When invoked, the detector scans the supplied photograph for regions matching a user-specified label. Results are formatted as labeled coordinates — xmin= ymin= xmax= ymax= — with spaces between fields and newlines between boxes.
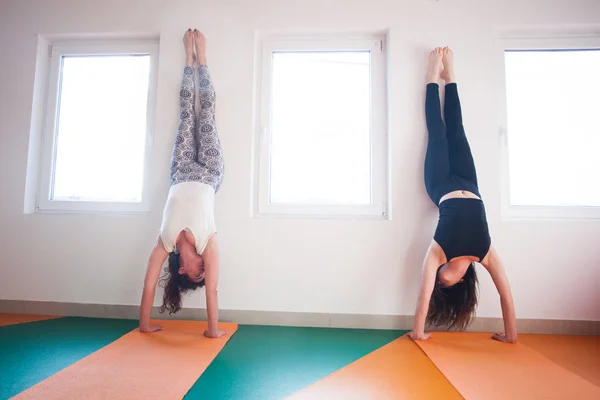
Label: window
xmin=255 ymin=34 xmax=389 ymax=218
xmin=498 ymin=37 xmax=600 ymax=219
xmin=36 ymin=40 xmax=158 ymax=212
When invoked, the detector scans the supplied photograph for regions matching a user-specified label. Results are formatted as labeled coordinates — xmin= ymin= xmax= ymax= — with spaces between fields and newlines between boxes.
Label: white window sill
xmin=502 ymin=205 xmax=600 ymax=221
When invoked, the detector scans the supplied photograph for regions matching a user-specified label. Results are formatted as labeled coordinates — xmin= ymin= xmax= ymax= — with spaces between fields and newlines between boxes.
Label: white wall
xmin=1 ymin=0 xmax=599 ymax=321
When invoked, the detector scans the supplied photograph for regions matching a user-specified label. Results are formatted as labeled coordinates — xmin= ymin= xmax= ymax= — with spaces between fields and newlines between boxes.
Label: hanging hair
xmin=158 ymin=252 xmax=205 ymax=315
xmin=426 ymin=263 xmax=479 ymax=330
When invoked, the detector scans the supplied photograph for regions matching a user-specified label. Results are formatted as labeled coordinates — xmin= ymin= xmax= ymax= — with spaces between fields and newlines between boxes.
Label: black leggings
xmin=424 ymin=83 xmax=480 ymax=205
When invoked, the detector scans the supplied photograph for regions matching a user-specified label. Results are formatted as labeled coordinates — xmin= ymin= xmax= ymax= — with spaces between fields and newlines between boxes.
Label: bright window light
xmin=505 ymin=49 xmax=600 ymax=207
xmin=270 ymin=51 xmax=371 ymax=205
xmin=52 ymin=55 xmax=151 ymax=202
xmin=256 ymin=35 xmax=387 ymax=218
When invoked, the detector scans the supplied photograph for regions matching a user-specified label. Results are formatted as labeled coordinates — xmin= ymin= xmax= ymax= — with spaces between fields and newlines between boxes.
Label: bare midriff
xmin=439 ymin=190 xmax=481 ymax=205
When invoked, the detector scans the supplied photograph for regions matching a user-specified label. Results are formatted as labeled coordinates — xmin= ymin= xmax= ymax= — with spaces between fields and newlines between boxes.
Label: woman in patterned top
xmin=139 ymin=30 xmax=227 ymax=338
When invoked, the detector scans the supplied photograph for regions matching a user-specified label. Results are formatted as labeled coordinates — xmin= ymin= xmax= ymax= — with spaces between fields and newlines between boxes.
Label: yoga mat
xmin=0 ymin=317 xmax=139 ymax=400
xmin=13 ymin=320 xmax=238 ymax=400
xmin=287 ymin=335 xmax=462 ymax=400
xmin=186 ymin=325 xmax=404 ymax=400
xmin=519 ymin=334 xmax=600 ymax=387
xmin=415 ymin=332 xmax=600 ymax=400
xmin=0 ymin=313 xmax=60 ymax=327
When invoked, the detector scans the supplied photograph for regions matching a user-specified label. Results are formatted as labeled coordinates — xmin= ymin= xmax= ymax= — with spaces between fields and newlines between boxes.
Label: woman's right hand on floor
xmin=408 ymin=330 xmax=431 ymax=341
xmin=140 ymin=324 xmax=163 ymax=333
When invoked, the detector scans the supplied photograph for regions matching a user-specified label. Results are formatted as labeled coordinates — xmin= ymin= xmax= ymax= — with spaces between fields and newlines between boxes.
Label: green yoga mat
xmin=0 ymin=317 xmax=138 ymax=399
xmin=185 ymin=325 xmax=406 ymax=400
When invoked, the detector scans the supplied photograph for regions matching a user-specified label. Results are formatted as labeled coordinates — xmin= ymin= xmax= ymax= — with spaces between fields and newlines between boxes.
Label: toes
xmin=431 ymin=47 xmax=444 ymax=58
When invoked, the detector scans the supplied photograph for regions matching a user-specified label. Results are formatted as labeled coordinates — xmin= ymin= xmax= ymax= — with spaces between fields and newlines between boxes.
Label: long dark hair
xmin=426 ymin=263 xmax=479 ymax=330
xmin=158 ymin=252 xmax=205 ymax=315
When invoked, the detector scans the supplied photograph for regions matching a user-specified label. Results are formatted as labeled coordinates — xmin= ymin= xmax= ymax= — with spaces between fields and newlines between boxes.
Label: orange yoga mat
xmin=0 ymin=313 xmax=60 ymax=327
xmin=287 ymin=335 xmax=462 ymax=400
xmin=519 ymin=334 xmax=600 ymax=387
xmin=14 ymin=320 xmax=238 ymax=400
xmin=415 ymin=332 xmax=600 ymax=400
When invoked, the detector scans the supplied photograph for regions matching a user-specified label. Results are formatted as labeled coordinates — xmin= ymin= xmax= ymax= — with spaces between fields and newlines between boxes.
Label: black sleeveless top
xmin=433 ymin=198 xmax=491 ymax=261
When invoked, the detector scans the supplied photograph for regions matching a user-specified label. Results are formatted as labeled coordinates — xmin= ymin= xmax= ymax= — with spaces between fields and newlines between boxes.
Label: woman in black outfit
xmin=408 ymin=47 xmax=517 ymax=343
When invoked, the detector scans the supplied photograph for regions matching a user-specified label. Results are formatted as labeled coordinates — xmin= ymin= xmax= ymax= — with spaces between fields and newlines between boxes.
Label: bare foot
xmin=441 ymin=47 xmax=456 ymax=83
xmin=183 ymin=29 xmax=194 ymax=67
xmin=427 ymin=47 xmax=444 ymax=84
xmin=194 ymin=30 xmax=207 ymax=66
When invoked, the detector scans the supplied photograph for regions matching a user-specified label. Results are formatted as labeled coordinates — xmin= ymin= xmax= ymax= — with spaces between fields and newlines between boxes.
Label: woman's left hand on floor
xmin=492 ymin=332 xmax=517 ymax=343
xmin=204 ymin=329 xmax=229 ymax=339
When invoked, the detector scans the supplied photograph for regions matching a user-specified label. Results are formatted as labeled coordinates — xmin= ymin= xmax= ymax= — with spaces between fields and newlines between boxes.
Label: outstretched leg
xmin=170 ymin=30 xmax=197 ymax=184
xmin=424 ymin=48 xmax=451 ymax=205
xmin=441 ymin=47 xmax=478 ymax=187
xmin=194 ymin=30 xmax=224 ymax=192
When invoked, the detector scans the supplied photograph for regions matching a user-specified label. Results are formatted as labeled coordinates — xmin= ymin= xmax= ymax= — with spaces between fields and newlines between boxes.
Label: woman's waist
xmin=168 ymin=181 xmax=215 ymax=198
xmin=439 ymin=190 xmax=481 ymax=205
xmin=437 ymin=196 xmax=488 ymax=228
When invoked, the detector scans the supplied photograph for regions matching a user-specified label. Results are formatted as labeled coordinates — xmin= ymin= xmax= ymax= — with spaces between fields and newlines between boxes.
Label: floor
xmin=0 ymin=314 xmax=598 ymax=400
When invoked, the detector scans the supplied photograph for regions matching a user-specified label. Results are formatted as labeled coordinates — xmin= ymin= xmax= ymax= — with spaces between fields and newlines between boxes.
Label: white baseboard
xmin=0 ymin=300 xmax=598 ymax=335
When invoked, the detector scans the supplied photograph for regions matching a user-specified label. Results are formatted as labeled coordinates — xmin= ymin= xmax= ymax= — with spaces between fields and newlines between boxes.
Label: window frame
xmin=254 ymin=33 xmax=389 ymax=219
xmin=36 ymin=40 xmax=159 ymax=213
xmin=496 ymin=36 xmax=600 ymax=220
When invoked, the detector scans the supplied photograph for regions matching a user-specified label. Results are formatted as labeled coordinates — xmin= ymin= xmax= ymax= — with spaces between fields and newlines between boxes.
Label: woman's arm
xmin=481 ymin=246 xmax=517 ymax=343
xmin=409 ymin=242 xmax=445 ymax=341
xmin=202 ymin=234 xmax=228 ymax=338
xmin=139 ymin=236 xmax=169 ymax=333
